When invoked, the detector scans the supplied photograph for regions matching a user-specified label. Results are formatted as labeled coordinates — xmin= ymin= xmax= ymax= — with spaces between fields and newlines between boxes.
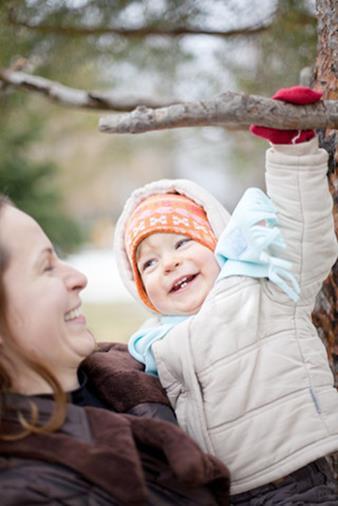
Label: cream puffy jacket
xmin=114 ymin=137 xmax=338 ymax=495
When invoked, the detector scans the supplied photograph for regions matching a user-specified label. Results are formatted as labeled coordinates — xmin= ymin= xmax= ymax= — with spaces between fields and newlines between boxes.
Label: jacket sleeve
xmin=265 ymin=136 xmax=338 ymax=304
xmin=128 ymin=402 xmax=178 ymax=424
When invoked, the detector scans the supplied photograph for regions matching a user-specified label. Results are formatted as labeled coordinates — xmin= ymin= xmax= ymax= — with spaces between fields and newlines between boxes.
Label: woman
xmin=0 ymin=196 xmax=230 ymax=506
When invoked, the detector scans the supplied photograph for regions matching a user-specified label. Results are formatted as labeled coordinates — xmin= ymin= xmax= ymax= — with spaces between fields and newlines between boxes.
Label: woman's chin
xmin=71 ymin=329 xmax=97 ymax=360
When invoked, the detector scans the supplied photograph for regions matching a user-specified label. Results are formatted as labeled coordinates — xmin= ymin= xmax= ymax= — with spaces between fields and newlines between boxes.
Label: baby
xmin=114 ymin=87 xmax=338 ymax=504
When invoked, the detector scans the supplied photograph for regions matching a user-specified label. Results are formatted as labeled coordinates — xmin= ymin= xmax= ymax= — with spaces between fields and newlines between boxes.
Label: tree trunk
xmin=312 ymin=0 xmax=338 ymax=387
xmin=313 ymin=0 xmax=338 ymax=481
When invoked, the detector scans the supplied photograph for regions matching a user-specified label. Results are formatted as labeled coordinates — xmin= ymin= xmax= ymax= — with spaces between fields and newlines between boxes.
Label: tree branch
xmin=2 ymin=69 xmax=338 ymax=135
xmin=0 ymin=69 xmax=179 ymax=111
xmin=8 ymin=8 xmax=270 ymax=39
xmin=98 ymin=93 xmax=338 ymax=134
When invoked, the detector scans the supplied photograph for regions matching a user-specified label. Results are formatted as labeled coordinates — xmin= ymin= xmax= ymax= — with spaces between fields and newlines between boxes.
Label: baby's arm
xmin=265 ymin=137 xmax=337 ymax=303
xmin=251 ymin=86 xmax=337 ymax=303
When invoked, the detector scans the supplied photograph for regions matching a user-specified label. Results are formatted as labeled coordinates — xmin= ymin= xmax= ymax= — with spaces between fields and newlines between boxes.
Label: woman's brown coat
xmin=0 ymin=343 xmax=230 ymax=505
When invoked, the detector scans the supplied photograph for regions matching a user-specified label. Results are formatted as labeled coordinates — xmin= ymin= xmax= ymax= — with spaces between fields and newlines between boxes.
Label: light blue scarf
xmin=129 ymin=315 xmax=186 ymax=375
xmin=129 ymin=187 xmax=300 ymax=375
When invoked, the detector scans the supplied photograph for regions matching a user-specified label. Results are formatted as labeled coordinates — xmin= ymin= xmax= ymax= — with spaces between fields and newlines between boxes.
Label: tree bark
xmin=313 ymin=0 xmax=338 ymax=480
xmin=98 ymin=94 xmax=338 ymax=133
xmin=312 ymin=0 xmax=338 ymax=388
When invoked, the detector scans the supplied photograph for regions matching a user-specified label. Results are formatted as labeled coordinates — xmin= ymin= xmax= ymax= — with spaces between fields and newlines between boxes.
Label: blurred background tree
xmin=0 ymin=0 xmax=317 ymax=226
xmin=0 ymin=110 xmax=84 ymax=252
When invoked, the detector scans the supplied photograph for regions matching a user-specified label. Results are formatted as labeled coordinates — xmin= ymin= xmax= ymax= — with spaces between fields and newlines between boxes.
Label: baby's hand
xmin=250 ymin=85 xmax=322 ymax=144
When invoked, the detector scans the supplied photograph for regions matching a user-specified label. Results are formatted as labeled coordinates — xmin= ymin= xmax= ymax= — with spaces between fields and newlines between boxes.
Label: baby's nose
xmin=164 ymin=257 xmax=181 ymax=273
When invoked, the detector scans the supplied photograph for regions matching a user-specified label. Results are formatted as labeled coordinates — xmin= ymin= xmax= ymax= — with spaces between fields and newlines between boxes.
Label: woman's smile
xmin=64 ymin=306 xmax=87 ymax=325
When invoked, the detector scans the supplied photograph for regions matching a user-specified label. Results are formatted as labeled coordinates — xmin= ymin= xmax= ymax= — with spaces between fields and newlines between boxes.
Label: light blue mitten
xmin=215 ymin=188 xmax=300 ymax=302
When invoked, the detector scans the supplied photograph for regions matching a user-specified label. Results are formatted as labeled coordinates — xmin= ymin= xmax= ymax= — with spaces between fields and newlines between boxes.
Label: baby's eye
xmin=175 ymin=238 xmax=191 ymax=249
xmin=141 ymin=258 xmax=156 ymax=272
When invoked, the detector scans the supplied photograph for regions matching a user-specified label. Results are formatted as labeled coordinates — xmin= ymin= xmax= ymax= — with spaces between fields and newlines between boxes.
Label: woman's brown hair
xmin=0 ymin=195 xmax=67 ymax=440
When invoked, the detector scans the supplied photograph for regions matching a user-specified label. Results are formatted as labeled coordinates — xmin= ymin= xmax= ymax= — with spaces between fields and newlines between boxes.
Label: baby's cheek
xmin=143 ymin=278 xmax=158 ymax=301
xmin=210 ymin=259 xmax=221 ymax=282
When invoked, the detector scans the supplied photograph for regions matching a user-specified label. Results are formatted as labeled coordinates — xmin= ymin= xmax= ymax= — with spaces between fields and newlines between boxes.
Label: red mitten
xmin=250 ymin=85 xmax=322 ymax=144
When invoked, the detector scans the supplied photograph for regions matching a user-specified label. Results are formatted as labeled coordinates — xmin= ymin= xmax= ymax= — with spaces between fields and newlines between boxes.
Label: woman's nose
xmin=64 ymin=263 xmax=88 ymax=291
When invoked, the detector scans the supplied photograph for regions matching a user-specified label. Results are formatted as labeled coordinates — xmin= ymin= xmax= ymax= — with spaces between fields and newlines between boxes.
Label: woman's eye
xmin=43 ymin=262 xmax=55 ymax=272
xmin=175 ymin=238 xmax=191 ymax=249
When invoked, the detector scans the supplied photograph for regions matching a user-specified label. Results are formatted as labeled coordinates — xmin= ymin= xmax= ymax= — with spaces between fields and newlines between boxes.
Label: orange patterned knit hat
xmin=124 ymin=192 xmax=217 ymax=311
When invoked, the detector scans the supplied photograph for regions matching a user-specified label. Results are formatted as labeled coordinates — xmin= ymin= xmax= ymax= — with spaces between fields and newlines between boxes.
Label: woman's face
xmin=0 ymin=205 xmax=96 ymax=392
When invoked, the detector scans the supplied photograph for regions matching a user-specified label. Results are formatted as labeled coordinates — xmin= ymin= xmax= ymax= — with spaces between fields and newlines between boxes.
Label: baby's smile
xmin=169 ymin=273 xmax=199 ymax=293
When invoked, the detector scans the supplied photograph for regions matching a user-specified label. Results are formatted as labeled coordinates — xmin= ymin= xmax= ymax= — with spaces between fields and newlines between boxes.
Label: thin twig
xmin=0 ymin=69 xmax=180 ymax=111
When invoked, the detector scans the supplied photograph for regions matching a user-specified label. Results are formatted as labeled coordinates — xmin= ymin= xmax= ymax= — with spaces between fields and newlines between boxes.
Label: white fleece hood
xmin=113 ymin=179 xmax=231 ymax=313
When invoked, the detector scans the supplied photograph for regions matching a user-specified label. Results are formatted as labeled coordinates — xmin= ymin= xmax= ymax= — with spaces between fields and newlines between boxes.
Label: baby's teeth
xmin=177 ymin=277 xmax=187 ymax=288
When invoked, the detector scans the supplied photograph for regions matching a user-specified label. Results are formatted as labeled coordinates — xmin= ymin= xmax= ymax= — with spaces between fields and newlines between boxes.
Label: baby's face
xmin=137 ymin=232 xmax=220 ymax=316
